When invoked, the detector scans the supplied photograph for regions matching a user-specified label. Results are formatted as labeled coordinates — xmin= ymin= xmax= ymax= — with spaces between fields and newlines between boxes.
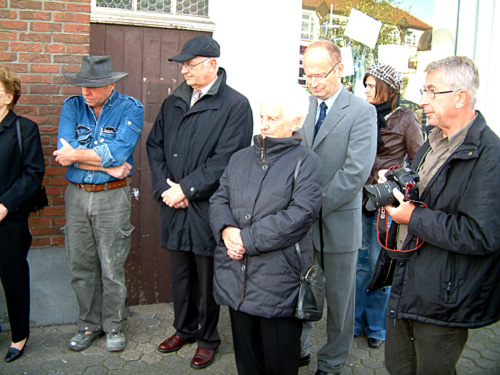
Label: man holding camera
xmin=370 ymin=56 xmax=500 ymax=375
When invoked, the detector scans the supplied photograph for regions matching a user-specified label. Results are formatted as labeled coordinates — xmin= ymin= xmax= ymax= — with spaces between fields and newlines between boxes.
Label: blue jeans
xmin=354 ymin=213 xmax=391 ymax=340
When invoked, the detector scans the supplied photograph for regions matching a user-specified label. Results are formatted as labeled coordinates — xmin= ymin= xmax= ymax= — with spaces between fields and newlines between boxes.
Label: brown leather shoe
xmin=190 ymin=347 xmax=217 ymax=369
xmin=157 ymin=334 xmax=195 ymax=353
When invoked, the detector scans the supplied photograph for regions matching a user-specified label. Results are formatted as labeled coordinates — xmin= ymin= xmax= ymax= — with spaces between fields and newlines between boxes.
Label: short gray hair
xmin=424 ymin=56 xmax=479 ymax=108
xmin=259 ymin=84 xmax=310 ymax=131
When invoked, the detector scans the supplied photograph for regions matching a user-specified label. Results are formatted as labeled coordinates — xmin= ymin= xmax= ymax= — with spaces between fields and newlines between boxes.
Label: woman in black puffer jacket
xmin=209 ymin=85 xmax=323 ymax=375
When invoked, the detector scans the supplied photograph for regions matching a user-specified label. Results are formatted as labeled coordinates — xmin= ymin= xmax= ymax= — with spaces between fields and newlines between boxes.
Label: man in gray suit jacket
xmin=299 ymin=41 xmax=377 ymax=375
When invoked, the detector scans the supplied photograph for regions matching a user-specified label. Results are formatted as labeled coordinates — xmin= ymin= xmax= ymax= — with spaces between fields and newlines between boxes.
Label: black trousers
xmin=0 ymin=219 xmax=31 ymax=342
xmin=169 ymin=250 xmax=220 ymax=349
xmin=385 ymin=318 xmax=468 ymax=375
xmin=229 ymin=308 xmax=302 ymax=375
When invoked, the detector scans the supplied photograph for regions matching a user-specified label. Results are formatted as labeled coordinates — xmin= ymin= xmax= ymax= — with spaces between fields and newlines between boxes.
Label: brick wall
xmin=0 ymin=0 xmax=91 ymax=247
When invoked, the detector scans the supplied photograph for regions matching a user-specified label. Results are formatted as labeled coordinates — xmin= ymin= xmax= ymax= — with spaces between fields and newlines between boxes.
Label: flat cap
xmin=169 ymin=35 xmax=220 ymax=63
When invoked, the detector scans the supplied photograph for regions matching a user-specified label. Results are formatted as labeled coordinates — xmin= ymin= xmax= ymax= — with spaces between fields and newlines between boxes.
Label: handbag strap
xmin=16 ymin=117 xmax=23 ymax=155
xmin=293 ymin=151 xmax=305 ymax=277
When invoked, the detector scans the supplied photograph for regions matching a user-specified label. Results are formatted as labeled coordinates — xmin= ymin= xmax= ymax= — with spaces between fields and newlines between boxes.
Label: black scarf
xmin=374 ymin=95 xmax=400 ymax=147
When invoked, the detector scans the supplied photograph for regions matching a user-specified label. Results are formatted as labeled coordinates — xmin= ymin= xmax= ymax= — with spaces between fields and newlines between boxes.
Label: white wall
xmin=210 ymin=0 xmax=303 ymax=135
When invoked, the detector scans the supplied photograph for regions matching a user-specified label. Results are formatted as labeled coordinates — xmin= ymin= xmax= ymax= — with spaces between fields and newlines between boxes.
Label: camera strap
xmin=376 ymin=199 xmax=427 ymax=253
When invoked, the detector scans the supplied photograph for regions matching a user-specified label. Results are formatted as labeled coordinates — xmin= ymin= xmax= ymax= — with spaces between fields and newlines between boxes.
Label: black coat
xmin=209 ymin=135 xmax=323 ymax=318
xmin=369 ymin=112 xmax=500 ymax=328
xmin=146 ymin=68 xmax=253 ymax=255
xmin=0 ymin=111 xmax=45 ymax=222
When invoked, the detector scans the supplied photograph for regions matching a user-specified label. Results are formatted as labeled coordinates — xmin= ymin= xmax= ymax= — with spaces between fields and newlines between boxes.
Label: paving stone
xmin=0 ymin=303 xmax=498 ymax=374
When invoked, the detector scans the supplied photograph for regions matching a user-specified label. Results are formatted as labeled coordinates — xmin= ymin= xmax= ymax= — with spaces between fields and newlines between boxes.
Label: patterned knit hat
xmin=364 ymin=63 xmax=403 ymax=92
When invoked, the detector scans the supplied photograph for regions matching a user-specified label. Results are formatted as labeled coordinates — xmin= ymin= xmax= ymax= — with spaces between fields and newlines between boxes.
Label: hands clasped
xmin=222 ymin=226 xmax=246 ymax=260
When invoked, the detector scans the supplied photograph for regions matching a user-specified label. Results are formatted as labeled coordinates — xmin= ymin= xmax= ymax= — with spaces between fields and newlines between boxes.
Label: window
xmin=405 ymin=31 xmax=417 ymax=46
xmin=301 ymin=13 xmax=315 ymax=40
xmin=96 ymin=0 xmax=209 ymax=16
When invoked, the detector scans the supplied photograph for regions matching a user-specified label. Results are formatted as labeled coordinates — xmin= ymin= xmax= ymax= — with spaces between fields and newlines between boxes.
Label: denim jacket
xmin=58 ymin=90 xmax=144 ymax=184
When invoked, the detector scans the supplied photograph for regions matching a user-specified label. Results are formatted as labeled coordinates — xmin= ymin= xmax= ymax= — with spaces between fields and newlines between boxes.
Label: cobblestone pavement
xmin=0 ymin=303 xmax=499 ymax=375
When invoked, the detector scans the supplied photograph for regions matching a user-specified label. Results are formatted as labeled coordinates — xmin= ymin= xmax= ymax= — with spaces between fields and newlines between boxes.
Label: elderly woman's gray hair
xmin=259 ymin=84 xmax=310 ymax=131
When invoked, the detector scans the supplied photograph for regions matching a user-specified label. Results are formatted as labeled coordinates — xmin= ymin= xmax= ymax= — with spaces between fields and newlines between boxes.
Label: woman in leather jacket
xmin=354 ymin=63 xmax=423 ymax=348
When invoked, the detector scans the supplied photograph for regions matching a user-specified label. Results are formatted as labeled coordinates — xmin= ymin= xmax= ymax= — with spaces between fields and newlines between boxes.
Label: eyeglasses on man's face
xmin=420 ymin=87 xmax=462 ymax=99
xmin=304 ymin=62 xmax=340 ymax=81
xmin=181 ymin=58 xmax=210 ymax=71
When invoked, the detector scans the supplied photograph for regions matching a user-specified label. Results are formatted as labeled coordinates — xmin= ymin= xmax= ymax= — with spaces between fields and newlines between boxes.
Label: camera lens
xmin=364 ymin=181 xmax=400 ymax=211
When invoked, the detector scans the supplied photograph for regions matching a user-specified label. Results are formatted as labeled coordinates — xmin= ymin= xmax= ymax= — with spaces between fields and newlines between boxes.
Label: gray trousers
xmin=301 ymin=249 xmax=357 ymax=373
xmin=63 ymin=183 xmax=134 ymax=332
xmin=385 ymin=318 xmax=468 ymax=375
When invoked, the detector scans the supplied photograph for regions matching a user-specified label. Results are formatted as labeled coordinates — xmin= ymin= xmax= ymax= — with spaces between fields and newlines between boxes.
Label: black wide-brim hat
xmin=63 ymin=55 xmax=128 ymax=87
xmin=168 ymin=35 xmax=220 ymax=63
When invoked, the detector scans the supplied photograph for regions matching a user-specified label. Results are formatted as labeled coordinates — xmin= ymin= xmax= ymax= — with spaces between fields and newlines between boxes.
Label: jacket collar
xmin=253 ymin=133 xmax=303 ymax=163
xmin=0 ymin=110 xmax=17 ymax=133
xmin=174 ymin=67 xmax=227 ymax=107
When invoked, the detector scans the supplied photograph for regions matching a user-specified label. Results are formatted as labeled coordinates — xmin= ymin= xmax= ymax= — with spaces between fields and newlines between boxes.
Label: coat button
xmin=100 ymin=138 xmax=104 ymax=143
xmin=245 ymin=213 xmax=251 ymax=220
xmin=190 ymin=187 xmax=195 ymax=192
xmin=127 ymin=121 xmax=132 ymax=125
xmin=389 ymin=309 xmax=395 ymax=315
xmin=262 ymin=165 xmax=268 ymax=170
xmin=399 ymin=262 xmax=405 ymax=267
xmin=94 ymin=140 xmax=98 ymax=145
xmin=173 ymin=153 xmax=178 ymax=157
xmin=241 ymin=264 xmax=246 ymax=271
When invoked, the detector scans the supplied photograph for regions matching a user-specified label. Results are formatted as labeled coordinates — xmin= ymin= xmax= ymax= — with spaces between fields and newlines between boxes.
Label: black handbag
xmin=16 ymin=117 xmax=48 ymax=212
xmin=292 ymin=152 xmax=326 ymax=321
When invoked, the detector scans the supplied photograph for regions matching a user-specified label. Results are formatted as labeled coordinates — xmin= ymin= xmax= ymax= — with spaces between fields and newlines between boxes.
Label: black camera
xmin=364 ymin=167 xmax=420 ymax=211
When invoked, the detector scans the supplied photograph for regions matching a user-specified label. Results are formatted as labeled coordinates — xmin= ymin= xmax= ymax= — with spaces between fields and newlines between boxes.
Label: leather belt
xmin=71 ymin=178 xmax=129 ymax=192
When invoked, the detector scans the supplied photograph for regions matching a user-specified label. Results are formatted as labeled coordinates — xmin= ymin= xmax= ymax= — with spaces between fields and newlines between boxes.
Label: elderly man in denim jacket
xmin=53 ymin=55 xmax=144 ymax=353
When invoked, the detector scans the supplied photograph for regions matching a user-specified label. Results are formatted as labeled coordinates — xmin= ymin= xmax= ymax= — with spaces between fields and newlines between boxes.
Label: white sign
xmin=344 ymin=8 xmax=382 ymax=49
xmin=378 ymin=45 xmax=410 ymax=73
xmin=404 ymin=73 xmax=425 ymax=104
xmin=340 ymin=46 xmax=354 ymax=77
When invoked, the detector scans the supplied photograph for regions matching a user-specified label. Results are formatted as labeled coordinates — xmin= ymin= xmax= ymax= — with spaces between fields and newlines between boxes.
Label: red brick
xmin=19 ymin=10 xmax=52 ymax=20
xmin=54 ymin=12 xmax=89 ymax=23
xmin=0 ymin=63 xmax=28 ymax=72
xmin=51 ymin=176 xmax=68 ymax=186
xmin=0 ymin=31 xmax=17 ymax=40
xmin=43 ymin=146 xmax=57 ymax=156
xmin=39 ymin=125 xmax=59 ymax=134
xmin=39 ymin=206 xmax=66 ymax=216
xmin=0 ymin=0 xmax=7 ymax=6
xmin=0 ymin=42 xmax=9 ymax=51
xmin=0 ymin=20 xmax=28 ymax=30
xmin=0 ymin=10 xmax=18 ymax=19
xmin=10 ymin=0 xmax=43 ymax=10
xmin=52 ymin=196 xmax=65 ymax=205
xmin=51 ymin=236 xmax=65 ymax=246
xmin=52 ymin=217 xmax=66 ymax=226
xmin=32 ymin=227 xmax=62 ymax=236
xmin=62 ymin=86 xmax=82 ymax=95
xmin=15 ymin=105 xmax=38 ymax=115
xmin=39 ymin=106 xmax=61 ymax=115
xmin=30 ymin=84 xmax=59 ymax=94
xmin=53 ymin=33 xmax=89 ymax=44
xmin=18 ymin=94 xmax=51 ymax=104
xmin=55 ymin=55 xmax=85 ymax=64
xmin=43 ymin=2 xmax=65 ymax=11
xmin=30 ymin=21 xmax=62 ymax=32
xmin=31 ymin=237 xmax=51 ymax=247
xmin=0 ymin=52 xmax=17 ymax=61
xmin=45 ymin=43 xmax=65 ymax=53
xmin=19 ymin=32 xmax=51 ymax=42
xmin=52 ymin=95 xmax=68 ymax=105
xmin=46 ymin=186 xmax=62 ymax=196
xmin=63 ymin=23 xmax=90 ymax=33
xmin=29 ymin=216 xmax=51 ymax=226
xmin=26 ymin=115 xmax=51 ymax=125
xmin=19 ymin=52 xmax=50 ymax=63
xmin=31 ymin=64 xmax=60 ymax=73
xmin=11 ymin=41 xmax=43 ymax=52
xmin=66 ymin=3 xmax=90 ymax=12
xmin=67 ymin=45 xmax=89 ymax=54
xmin=19 ymin=74 xmax=51 ymax=83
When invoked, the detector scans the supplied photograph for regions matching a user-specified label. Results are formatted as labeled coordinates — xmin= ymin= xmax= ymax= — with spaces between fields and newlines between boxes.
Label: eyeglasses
xmin=181 ymin=58 xmax=210 ymax=71
xmin=304 ymin=62 xmax=340 ymax=81
xmin=420 ymin=87 xmax=462 ymax=99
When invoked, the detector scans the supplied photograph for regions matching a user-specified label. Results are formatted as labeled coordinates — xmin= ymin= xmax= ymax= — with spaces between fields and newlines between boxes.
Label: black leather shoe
xmin=5 ymin=347 xmax=24 ymax=363
xmin=368 ymin=337 xmax=384 ymax=348
xmin=315 ymin=370 xmax=330 ymax=375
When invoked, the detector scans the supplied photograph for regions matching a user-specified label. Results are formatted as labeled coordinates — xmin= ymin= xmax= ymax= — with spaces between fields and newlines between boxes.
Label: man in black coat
xmin=370 ymin=56 xmax=500 ymax=374
xmin=146 ymin=35 xmax=253 ymax=369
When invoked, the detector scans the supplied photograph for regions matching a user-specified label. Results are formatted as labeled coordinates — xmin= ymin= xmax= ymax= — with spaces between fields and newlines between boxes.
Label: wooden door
xmin=90 ymin=24 xmax=210 ymax=305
